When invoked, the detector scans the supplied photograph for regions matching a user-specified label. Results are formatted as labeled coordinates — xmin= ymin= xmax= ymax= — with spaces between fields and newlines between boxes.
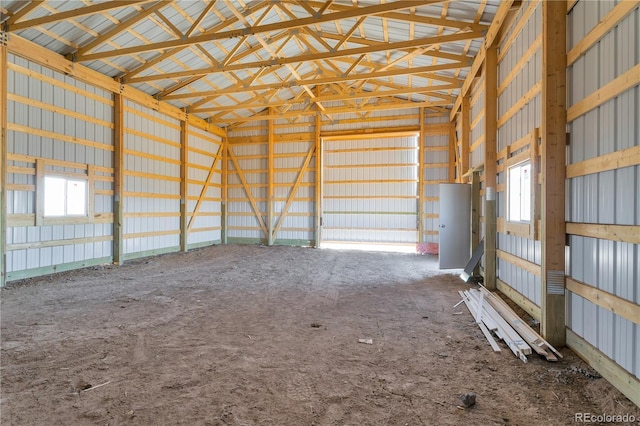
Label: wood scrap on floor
xmin=458 ymin=287 xmax=561 ymax=363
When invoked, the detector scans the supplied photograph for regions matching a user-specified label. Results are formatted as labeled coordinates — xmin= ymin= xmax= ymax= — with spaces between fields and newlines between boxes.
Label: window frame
xmin=36 ymin=159 xmax=95 ymax=226
xmin=506 ymin=159 xmax=532 ymax=224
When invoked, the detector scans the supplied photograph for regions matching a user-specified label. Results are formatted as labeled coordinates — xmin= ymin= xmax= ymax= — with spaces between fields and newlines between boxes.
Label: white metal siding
xmin=186 ymin=125 xmax=222 ymax=246
xmin=123 ymin=101 xmax=181 ymax=256
xmin=5 ymin=53 xmax=114 ymax=279
xmin=566 ymin=2 xmax=640 ymax=379
xmin=323 ymin=136 xmax=419 ymax=244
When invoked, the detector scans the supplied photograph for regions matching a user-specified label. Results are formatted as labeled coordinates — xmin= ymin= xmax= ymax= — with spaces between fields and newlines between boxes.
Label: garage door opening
xmin=321 ymin=132 xmax=419 ymax=253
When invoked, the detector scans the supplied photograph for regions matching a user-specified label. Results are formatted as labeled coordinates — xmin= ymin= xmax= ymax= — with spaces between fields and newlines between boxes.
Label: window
xmin=507 ymin=161 xmax=531 ymax=222
xmin=44 ymin=176 xmax=88 ymax=217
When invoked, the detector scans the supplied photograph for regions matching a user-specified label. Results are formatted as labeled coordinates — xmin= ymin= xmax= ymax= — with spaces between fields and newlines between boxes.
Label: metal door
xmin=439 ymin=183 xmax=471 ymax=269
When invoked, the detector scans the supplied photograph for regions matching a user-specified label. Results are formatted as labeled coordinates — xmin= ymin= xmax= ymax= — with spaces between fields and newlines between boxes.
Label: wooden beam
xmin=5 ymin=1 xmax=44 ymax=26
xmin=132 ymin=42 xmax=473 ymax=84
xmin=567 ymin=1 xmax=640 ymax=66
xmin=314 ymin=95 xmax=323 ymax=248
xmin=483 ymin=45 xmax=498 ymax=290
xmin=567 ymin=63 xmax=640 ymax=122
xmin=496 ymin=279 xmax=541 ymax=321
xmin=8 ymin=1 xmax=152 ymax=32
xmin=448 ymin=122 xmax=456 ymax=182
xmin=450 ymin=0 xmax=514 ymax=120
xmin=6 ymin=35 xmax=225 ymax=137
xmin=566 ymin=223 xmax=640 ymax=245
xmin=180 ymin=121 xmax=188 ymax=252
xmin=567 ymin=329 xmax=640 ymax=407
xmin=0 ymin=39 xmax=7 ymax=286
xmin=221 ymin=137 xmax=228 ymax=244
xmin=566 ymin=144 xmax=640 ymax=179
xmin=460 ymin=95 xmax=470 ymax=182
xmin=540 ymin=0 xmax=567 ymax=347
xmin=78 ymin=1 xmax=441 ymax=61
xmin=418 ymin=108 xmax=425 ymax=242
xmin=213 ymin=100 xmax=450 ymax=124
xmin=497 ymin=249 xmax=541 ymax=276
xmin=268 ymin=109 xmax=274 ymax=246
xmin=74 ymin=1 xmax=168 ymax=57
xmin=113 ymin=93 xmax=125 ymax=265
xmin=566 ymin=277 xmax=640 ymax=325
xmin=193 ymin=85 xmax=455 ymax=113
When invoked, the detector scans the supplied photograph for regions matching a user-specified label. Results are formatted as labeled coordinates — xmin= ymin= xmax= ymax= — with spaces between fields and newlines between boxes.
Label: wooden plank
xmin=497 ymin=81 xmax=542 ymax=128
xmin=530 ymin=128 xmax=541 ymax=240
xmin=7 ymin=93 xmax=114 ymax=128
xmin=567 ymin=64 xmax=640 ymax=122
xmin=8 ymin=123 xmax=114 ymax=151
xmin=496 ymin=279 xmax=541 ymax=321
xmin=7 ymin=235 xmax=113 ymax=251
xmin=567 ymin=1 xmax=640 ymax=66
xmin=113 ymin=94 xmax=124 ymax=265
xmin=497 ymin=249 xmax=541 ymax=276
xmin=566 ymin=277 xmax=639 ymax=325
xmin=458 ymin=290 xmax=502 ymax=352
xmin=566 ymin=328 xmax=640 ymax=407
xmin=180 ymin=121 xmax=188 ymax=252
xmin=123 ymin=229 xmax=180 ymax=239
xmin=540 ymin=0 xmax=567 ymax=347
xmin=268 ymin=109 xmax=274 ymax=246
xmin=450 ymin=0 xmax=515 ymax=120
xmin=566 ymin=144 xmax=640 ymax=179
xmin=566 ymin=223 xmax=640 ymax=244
xmin=8 ymin=1 xmax=151 ymax=32
xmin=0 ymin=41 xmax=6 ymax=286
xmin=418 ymin=109 xmax=425 ymax=242
xmin=484 ymin=44 xmax=498 ymax=290
xmin=222 ymin=137 xmax=228 ymax=244
xmin=448 ymin=122 xmax=456 ymax=182
xmin=498 ymin=0 xmax=539 ymax=61
xmin=461 ymin=96 xmax=470 ymax=181
xmin=498 ymin=36 xmax=541 ymax=95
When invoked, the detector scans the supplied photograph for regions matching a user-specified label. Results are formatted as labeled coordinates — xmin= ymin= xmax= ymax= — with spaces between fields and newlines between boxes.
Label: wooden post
xmin=471 ymin=170 xmax=481 ymax=276
xmin=267 ymin=110 xmax=274 ymax=245
xmin=180 ymin=119 xmax=188 ymax=252
xmin=448 ymin=121 xmax=456 ymax=182
xmin=314 ymin=101 xmax=323 ymax=248
xmin=540 ymin=0 xmax=567 ymax=346
xmin=461 ymin=95 xmax=471 ymax=182
xmin=221 ymin=135 xmax=228 ymax=245
xmin=113 ymin=92 xmax=125 ymax=265
xmin=483 ymin=45 xmax=498 ymax=290
xmin=417 ymin=108 xmax=425 ymax=243
xmin=0 ymin=37 xmax=7 ymax=287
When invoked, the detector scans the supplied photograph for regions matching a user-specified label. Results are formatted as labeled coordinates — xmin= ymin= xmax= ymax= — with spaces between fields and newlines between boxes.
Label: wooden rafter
xmin=193 ymin=86 xmax=456 ymax=113
xmin=77 ymin=1 xmax=442 ymax=62
xmin=129 ymin=31 xmax=478 ymax=85
xmin=8 ymin=1 xmax=153 ymax=32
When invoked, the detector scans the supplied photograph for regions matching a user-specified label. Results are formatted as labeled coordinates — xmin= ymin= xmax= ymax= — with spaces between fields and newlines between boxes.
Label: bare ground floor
xmin=1 ymin=245 xmax=638 ymax=425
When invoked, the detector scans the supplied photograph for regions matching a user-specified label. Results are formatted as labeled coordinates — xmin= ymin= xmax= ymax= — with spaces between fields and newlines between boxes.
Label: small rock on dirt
xmin=460 ymin=392 xmax=476 ymax=408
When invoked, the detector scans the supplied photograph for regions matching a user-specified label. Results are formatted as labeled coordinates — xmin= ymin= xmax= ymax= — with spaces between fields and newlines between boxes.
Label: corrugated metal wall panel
xmin=422 ymin=116 xmax=450 ymax=244
xmin=492 ymin=0 xmax=543 ymax=308
xmin=186 ymin=125 xmax=222 ymax=247
xmin=5 ymin=53 xmax=114 ymax=279
xmin=567 ymin=2 xmax=640 ymax=381
xmin=123 ymin=100 xmax=181 ymax=256
xmin=324 ymin=136 xmax=419 ymax=244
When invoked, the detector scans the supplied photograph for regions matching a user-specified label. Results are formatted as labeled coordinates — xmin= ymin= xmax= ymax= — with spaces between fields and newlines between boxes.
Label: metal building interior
xmin=0 ymin=0 xmax=639 ymax=421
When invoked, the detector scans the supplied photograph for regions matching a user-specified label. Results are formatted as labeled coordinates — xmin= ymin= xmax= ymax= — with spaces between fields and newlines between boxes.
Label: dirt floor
xmin=1 ymin=244 xmax=638 ymax=425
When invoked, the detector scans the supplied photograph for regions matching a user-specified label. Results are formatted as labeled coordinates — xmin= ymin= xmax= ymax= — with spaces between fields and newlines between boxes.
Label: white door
xmin=439 ymin=183 xmax=471 ymax=269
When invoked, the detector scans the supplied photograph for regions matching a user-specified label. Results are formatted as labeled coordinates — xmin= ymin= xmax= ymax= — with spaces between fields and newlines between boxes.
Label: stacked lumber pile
xmin=458 ymin=286 xmax=562 ymax=362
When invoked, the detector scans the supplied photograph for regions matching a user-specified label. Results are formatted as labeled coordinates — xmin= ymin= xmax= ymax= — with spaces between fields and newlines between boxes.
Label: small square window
xmin=44 ymin=176 xmax=88 ymax=217
xmin=507 ymin=161 xmax=531 ymax=223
